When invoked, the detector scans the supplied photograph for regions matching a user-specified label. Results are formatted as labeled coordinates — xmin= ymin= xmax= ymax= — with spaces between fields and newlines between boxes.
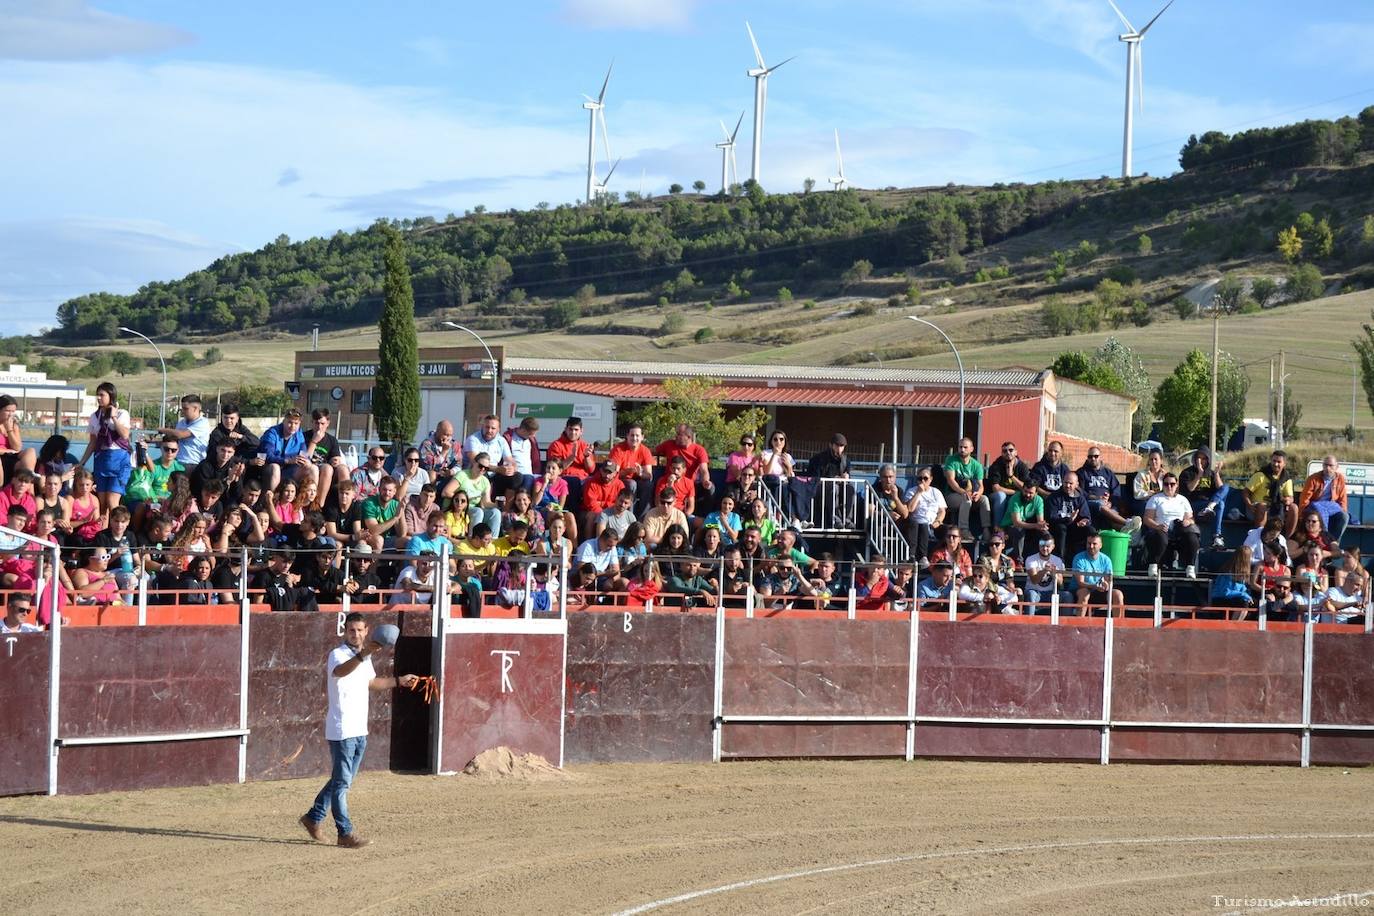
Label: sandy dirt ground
xmin=2 ymin=760 xmax=1372 ymax=915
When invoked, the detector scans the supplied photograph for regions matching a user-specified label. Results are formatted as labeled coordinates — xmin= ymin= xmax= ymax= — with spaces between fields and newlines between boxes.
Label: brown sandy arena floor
xmin=2 ymin=761 xmax=1372 ymax=914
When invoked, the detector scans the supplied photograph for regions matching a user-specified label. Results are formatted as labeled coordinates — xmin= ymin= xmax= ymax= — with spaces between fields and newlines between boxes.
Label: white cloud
xmin=1295 ymin=22 xmax=1374 ymax=74
xmin=0 ymin=0 xmax=194 ymax=60
xmin=276 ymin=167 xmax=302 ymax=188
xmin=560 ymin=0 xmax=700 ymax=32
xmin=0 ymin=217 xmax=236 ymax=331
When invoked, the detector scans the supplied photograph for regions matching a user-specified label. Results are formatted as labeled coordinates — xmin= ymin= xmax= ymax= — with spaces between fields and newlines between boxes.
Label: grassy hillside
xmin=32 ymin=108 xmax=1374 ymax=438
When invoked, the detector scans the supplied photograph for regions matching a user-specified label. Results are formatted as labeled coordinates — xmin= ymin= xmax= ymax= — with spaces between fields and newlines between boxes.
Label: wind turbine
xmin=582 ymin=62 xmax=613 ymax=201
xmin=1107 ymin=0 xmax=1175 ymax=178
xmin=715 ymin=112 xmax=744 ymax=194
xmin=744 ymin=22 xmax=793 ymax=186
xmin=591 ymin=158 xmax=622 ymax=200
xmin=829 ymin=129 xmax=847 ymax=191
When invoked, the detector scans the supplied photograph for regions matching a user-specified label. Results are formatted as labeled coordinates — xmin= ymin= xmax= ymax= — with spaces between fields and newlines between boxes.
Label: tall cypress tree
xmin=373 ymin=224 xmax=420 ymax=447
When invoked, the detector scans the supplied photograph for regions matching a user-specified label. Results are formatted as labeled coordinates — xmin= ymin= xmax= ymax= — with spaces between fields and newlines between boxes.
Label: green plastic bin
xmin=1097 ymin=529 xmax=1130 ymax=577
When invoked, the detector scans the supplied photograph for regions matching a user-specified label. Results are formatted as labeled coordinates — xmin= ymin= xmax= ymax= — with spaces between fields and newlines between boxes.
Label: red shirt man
xmin=545 ymin=418 xmax=595 ymax=479
xmin=654 ymin=423 xmax=712 ymax=492
xmin=653 ymin=457 xmax=696 ymax=516
xmin=581 ymin=461 xmax=627 ymax=515
xmin=609 ymin=424 xmax=654 ymax=489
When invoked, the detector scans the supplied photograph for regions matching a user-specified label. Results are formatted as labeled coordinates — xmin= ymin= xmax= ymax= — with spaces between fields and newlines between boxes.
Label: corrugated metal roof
xmin=508 ymin=379 xmax=1042 ymax=410
xmin=503 ymin=356 xmax=1044 ymax=389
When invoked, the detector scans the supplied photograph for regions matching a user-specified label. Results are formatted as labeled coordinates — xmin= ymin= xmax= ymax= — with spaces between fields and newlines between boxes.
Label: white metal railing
xmin=797 ymin=477 xmax=866 ymax=535
xmin=864 ymin=486 xmax=912 ymax=564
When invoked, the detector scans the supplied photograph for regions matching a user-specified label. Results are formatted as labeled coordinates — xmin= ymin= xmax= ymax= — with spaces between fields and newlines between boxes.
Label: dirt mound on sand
xmin=461 ymin=747 xmax=570 ymax=781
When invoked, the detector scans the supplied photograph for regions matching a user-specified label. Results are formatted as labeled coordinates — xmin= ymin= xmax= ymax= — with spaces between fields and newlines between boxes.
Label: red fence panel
xmin=0 ymin=633 xmax=51 ymax=796
xmin=564 ymin=612 xmax=715 ymax=764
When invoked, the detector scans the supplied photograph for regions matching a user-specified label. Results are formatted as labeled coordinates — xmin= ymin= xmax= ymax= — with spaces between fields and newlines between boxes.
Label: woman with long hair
xmin=78 ymin=381 xmax=133 ymax=513
xmin=36 ymin=435 xmax=76 ymax=485
xmin=502 ymin=488 xmax=544 ymax=538
xmin=0 ymin=394 xmax=38 ymax=487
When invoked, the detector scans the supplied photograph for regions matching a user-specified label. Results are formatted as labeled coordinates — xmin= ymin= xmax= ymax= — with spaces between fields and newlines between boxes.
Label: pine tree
xmin=373 ymin=225 xmax=420 ymax=447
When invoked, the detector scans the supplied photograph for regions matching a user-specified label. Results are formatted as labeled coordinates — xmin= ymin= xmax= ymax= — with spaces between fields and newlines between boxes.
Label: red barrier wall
xmin=438 ymin=629 xmax=563 ymax=772
xmin=56 ymin=626 xmax=242 ymax=794
xmin=1110 ymin=629 xmax=1304 ymax=764
xmin=246 ymin=610 xmax=430 ymax=782
xmin=564 ymin=612 xmax=715 ymax=764
xmin=721 ymin=618 xmax=910 ymax=758
xmin=1309 ymin=633 xmax=1374 ymax=766
xmin=0 ymin=633 xmax=51 ymax=796
xmin=914 ymin=621 xmax=1105 ymax=761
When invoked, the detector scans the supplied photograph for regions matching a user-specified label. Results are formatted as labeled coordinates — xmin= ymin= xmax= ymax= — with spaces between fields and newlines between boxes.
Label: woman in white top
xmin=759 ymin=430 xmax=799 ymax=518
xmin=1242 ymin=516 xmax=1288 ymax=568
xmin=902 ymin=467 xmax=947 ymax=566
xmin=77 ymin=381 xmax=133 ymax=514
xmin=1143 ymin=473 xmax=1200 ymax=578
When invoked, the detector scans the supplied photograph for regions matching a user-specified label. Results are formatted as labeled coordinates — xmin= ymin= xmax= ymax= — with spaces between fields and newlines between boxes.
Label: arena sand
xmin=1 ymin=759 xmax=1371 ymax=914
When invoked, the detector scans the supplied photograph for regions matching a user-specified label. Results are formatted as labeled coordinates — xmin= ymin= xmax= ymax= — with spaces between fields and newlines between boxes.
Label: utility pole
xmin=1352 ymin=359 xmax=1358 ymax=433
xmin=1277 ymin=349 xmax=1287 ymax=449
xmin=1267 ymin=358 xmax=1275 ymax=446
xmin=1208 ymin=304 xmax=1220 ymax=456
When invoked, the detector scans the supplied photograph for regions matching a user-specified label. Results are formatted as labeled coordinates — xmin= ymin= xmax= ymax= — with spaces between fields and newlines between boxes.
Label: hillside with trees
xmin=46 ymin=106 xmax=1374 ymax=345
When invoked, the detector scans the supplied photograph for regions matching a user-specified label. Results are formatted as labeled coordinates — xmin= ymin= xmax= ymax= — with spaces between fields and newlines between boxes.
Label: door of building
xmin=418 ymin=388 xmax=467 ymax=443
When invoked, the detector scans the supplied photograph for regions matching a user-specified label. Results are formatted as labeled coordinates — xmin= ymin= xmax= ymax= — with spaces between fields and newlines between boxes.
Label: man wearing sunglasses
xmin=1076 ymin=448 xmax=1142 ymax=539
xmin=350 ymin=448 xmax=390 ymax=500
xmin=985 ymin=442 xmax=1030 ymax=536
xmin=1 ymin=594 xmax=41 ymax=633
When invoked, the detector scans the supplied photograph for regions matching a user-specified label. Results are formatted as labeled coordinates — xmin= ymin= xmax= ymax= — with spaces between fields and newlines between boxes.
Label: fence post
xmin=46 ymin=543 xmax=63 ymax=796
xmin=238 ymin=567 xmax=251 ymax=784
xmin=1100 ymin=615 xmax=1115 ymax=765
xmin=137 ymin=567 xmax=148 ymax=625
xmin=947 ymin=585 xmax=957 ymax=620
xmin=1050 ymin=589 xmax=1061 ymax=626
xmin=905 ymin=604 xmax=919 ymax=762
xmin=846 ymin=585 xmax=856 ymax=620
xmin=1300 ymin=616 xmax=1314 ymax=768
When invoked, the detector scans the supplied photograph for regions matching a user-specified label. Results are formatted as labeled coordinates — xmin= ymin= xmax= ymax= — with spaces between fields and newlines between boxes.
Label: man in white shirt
xmin=0 ymin=593 xmax=41 ymax=633
xmin=1143 ymin=472 xmax=1201 ymax=579
xmin=159 ymin=394 xmax=211 ymax=470
xmin=1023 ymin=535 xmax=1069 ymax=614
xmin=301 ymin=612 xmax=417 ymax=848
xmin=574 ymin=528 xmax=626 ymax=591
xmin=464 ymin=414 xmax=517 ymax=498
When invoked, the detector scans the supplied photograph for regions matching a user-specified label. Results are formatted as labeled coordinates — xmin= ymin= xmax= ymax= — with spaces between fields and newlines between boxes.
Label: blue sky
xmin=3 ymin=0 xmax=1372 ymax=333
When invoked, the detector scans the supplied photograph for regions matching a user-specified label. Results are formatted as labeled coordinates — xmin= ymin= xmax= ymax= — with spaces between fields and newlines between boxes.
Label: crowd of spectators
xmin=0 ymin=384 xmax=1367 ymax=624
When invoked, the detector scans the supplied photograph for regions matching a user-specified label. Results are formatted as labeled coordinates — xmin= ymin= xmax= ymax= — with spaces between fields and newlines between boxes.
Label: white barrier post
xmin=1050 ymin=590 xmax=1061 ymax=626
xmin=947 ymin=586 xmax=957 ymax=620
xmin=237 ymin=569 xmax=251 ymax=784
xmin=136 ymin=572 xmax=148 ymax=625
xmin=341 ymin=552 xmax=352 ymax=615
xmin=846 ymin=586 xmax=857 ymax=620
xmin=1100 ymin=614 xmax=1115 ymax=765
xmin=1301 ymin=616 xmax=1314 ymax=768
xmin=46 ymin=542 xmax=62 ymax=796
xmin=558 ymin=543 xmax=568 ymax=619
xmin=712 ymin=598 xmax=726 ymax=763
xmin=1153 ymin=593 xmax=1163 ymax=628
xmin=905 ymin=606 xmax=919 ymax=762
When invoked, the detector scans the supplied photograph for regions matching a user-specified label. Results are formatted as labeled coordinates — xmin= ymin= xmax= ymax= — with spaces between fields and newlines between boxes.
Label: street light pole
xmin=119 ymin=326 xmax=167 ymax=429
xmin=442 ymin=321 xmax=498 ymax=417
xmin=907 ymin=315 xmax=965 ymax=444
xmin=1209 ymin=300 xmax=1220 ymax=457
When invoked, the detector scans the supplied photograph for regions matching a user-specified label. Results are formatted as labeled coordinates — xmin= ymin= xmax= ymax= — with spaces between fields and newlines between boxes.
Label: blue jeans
xmin=1189 ymin=484 xmax=1230 ymax=542
xmin=307 ymin=736 xmax=367 ymax=836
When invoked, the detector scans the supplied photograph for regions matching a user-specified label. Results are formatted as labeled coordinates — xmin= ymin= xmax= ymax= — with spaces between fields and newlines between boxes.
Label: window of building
xmin=352 ymin=388 xmax=373 ymax=414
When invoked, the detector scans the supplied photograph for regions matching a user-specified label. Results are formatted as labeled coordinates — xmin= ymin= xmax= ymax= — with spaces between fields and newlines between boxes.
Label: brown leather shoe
xmin=299 ymin=815 xmax=325 ymax=842
xmin=337 ymin=833 xmax=370 ymax=849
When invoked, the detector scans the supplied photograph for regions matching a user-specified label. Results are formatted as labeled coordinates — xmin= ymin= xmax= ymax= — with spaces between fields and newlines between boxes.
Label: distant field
xmin=54 ymin=287 xmax=1374 ymax=434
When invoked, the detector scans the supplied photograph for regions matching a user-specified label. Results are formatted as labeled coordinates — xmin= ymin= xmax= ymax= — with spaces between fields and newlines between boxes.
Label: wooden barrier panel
xmin=721 ymin=618 xmax=910 ymax=758
xmin=0 ymin=633 xmax=51 ymax=796
xmin=247 ymin=609 xmax=430 ymax=782
xmin=564 ymin=612 xmax=715 ymax=764
xmin=56 ymin=626 xmax=242 ymax=794
xmin=1309 ymin=633 xmax=1374 ymax=766
xmin=914 ymin=621 xmax=1105 ymax=761
xmin=1110 ymin=629 xmax=1303 ymax=764
xmin=435 ymin=619 xmax=566 ymax=773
